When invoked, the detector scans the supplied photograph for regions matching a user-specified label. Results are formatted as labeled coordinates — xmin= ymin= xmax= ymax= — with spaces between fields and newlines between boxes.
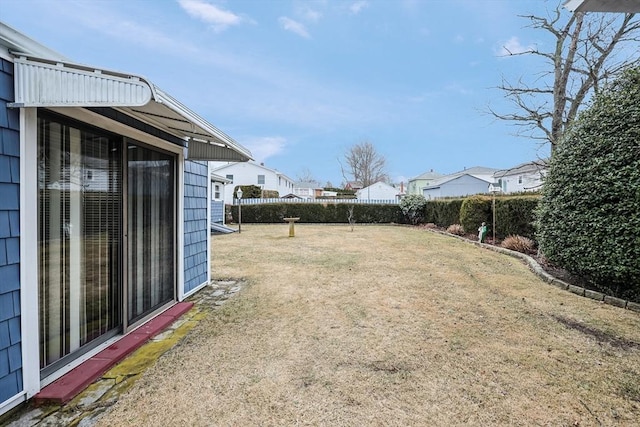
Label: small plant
xmin=424 ymin=223 xmax=437 ymax=229
xmin=446 ymin=224 xmax=465 ymax=236
xmin=501 ymin=235 xmax=536 ymax=254
xmin=347 ymin=206 xmax=355 ymax=232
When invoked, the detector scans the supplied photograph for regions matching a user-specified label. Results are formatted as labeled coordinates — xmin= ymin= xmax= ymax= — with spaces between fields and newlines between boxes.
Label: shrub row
xmin=230 ymin=196 xmax=539 ymax=240
xmin=231 ymin=203 xmax=404 ymax=224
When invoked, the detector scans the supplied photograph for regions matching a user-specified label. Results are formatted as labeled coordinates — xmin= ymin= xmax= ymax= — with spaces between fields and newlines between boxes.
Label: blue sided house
xmin=0 ymin=22 xmax=251 ymax=415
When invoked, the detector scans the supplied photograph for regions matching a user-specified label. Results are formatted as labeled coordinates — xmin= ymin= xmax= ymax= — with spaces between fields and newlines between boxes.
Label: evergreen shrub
xmin=234 ymin=185 xmax=262 ymax=199
xmin=400 ymin=195 xmax=428 ymax=224
xmin=232 ymin=203 xmax=403 ymax=224
xmin=495 ymin=197 xmax=539 ymax=239
xmin=460 ymin=196 xmax=492 ymax=235
xmin=537 ymin=67 xmax=640 ymax=301
xmin=424 ymin=199 xmax=463 ymax=227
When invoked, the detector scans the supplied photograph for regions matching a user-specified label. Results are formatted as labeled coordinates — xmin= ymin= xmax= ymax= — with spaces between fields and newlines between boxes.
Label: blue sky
xmin=2 ymin=0 xmax=561 ymax=186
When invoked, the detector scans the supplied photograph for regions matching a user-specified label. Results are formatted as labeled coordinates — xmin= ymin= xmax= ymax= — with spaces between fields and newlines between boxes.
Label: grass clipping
xmin=97 ymin=225 xmax=640 ymax=426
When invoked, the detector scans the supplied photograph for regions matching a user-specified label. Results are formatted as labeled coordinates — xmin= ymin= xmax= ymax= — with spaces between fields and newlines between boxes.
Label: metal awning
xmin=8 ymin=55 xmax=252 ymax=162
xmin=564 ymin=0 xmax=640 ymax=12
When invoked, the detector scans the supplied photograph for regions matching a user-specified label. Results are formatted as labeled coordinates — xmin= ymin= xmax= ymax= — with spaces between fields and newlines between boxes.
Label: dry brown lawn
xmin=97 ymin=225 xmax=640 ymax=426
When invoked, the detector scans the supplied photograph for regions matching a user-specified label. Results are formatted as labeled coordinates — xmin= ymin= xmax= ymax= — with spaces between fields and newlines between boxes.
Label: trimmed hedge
xmin=495 ymin=197 xmax=538 ymax=238
xmin=460 ymin=196 xmax=492 ymax=235
xmin=424 ymin=199 xmax=463 ymax=227
xmin=229 ymin=196 xmax=539 ymax=240
xmin=231 ymin=203 xmax=404 ymax=224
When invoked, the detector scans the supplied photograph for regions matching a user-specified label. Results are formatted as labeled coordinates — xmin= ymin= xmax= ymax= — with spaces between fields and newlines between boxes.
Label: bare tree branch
xmin=341 ymin=141 xmax=388 ymax=188
xmin=488 ymin=2 xmax=640 ymax=154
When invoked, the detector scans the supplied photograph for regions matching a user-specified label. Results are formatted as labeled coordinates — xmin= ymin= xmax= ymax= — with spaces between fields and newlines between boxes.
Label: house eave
xmin=8 ymin=55 xmax=252 ymax=162
xmin=564 ymin=0 xmax=640 ymax=12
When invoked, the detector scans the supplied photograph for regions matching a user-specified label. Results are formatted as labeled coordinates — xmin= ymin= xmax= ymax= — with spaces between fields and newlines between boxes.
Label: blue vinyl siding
xmin=0 ymin=57 xmax=23 ymax=404
xmin=210 ymin=200 xmax=224 ymax=225
xmin=183 ymin=160 xmax=209 ymax=294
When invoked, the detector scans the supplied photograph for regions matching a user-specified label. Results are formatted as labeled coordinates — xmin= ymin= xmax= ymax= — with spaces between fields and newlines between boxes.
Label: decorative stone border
xmin=427 ymin=229 xmax=640 ymax=313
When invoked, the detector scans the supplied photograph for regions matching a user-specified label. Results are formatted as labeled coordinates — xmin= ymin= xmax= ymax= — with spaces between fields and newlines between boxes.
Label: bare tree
xmin=340 ymin=141 xmax=388 ymax=187
xmin=296 ymin=168 xmax=320 ymax=186
xmin=490 ymin=2 xmax=640 ymax=154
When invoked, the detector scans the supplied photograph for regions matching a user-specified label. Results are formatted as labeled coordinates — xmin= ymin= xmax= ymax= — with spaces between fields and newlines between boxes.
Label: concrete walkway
xmin=2 ymin=279 xmax=244 ymax=427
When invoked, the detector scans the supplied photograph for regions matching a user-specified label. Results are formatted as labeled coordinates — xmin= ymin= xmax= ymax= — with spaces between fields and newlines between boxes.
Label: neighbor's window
xmin=518 ymin=175 xmax=523 ymax=184
xmin=226 ymin=174 xmax=233 ymax=183
xmin=214 ymin=184 xmax=221 ymax=199
xmin=258 ymin=174 xmax=265 ymax=185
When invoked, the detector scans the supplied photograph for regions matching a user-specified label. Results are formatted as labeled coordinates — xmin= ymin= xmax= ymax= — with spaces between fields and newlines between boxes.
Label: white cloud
xmin=350 ymin=1 xmax=369 ymax=15
xmin=278 ymin=16 xmax=311 ymax=38
xmin=497 ymin=36 xmax=535 ymax=56
xmin=242 ymin=136 xmax=288 ymax=162
xmin=177 ymin=0 xmax=242 ymax=32
xmin=302 ymin=8 xmax=323 ymax=22
xmin=444 ymin=82 xmax=472 ymax=95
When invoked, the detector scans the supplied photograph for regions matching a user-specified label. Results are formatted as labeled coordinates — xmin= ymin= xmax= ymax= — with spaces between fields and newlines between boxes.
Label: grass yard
xmin=96 ymin=225 xmax=640 ymax=426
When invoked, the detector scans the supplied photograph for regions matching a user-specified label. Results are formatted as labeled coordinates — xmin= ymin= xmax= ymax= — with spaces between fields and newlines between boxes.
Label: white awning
xmin=9 ymin=55 xmax=252 ymax=162
xmin=564 ymin=0 xmax=640 ymax=12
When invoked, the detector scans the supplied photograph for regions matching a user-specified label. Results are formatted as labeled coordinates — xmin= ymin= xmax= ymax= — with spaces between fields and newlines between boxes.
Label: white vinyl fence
xmin=236 ymin=198 xmax=399 ymax=205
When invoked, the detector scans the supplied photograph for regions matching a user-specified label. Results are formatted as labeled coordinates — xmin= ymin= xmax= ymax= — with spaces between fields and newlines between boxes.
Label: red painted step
xmin=34 ymin=302 xmax=194 ymax=405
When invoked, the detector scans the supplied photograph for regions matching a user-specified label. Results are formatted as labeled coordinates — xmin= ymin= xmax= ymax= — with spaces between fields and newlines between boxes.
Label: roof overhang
xmin=564 ymin=0 xmax=640 ymax=12
xmin=211 ymin=173 xmax=232 ymax=184
xmin=8 ymin=55 xmax=252 ymax=162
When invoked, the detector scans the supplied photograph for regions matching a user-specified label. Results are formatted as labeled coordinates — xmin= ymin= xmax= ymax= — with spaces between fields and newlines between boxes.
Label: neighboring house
xmin=407 ymin=169 xmax=442 ymax=195
xmin=356 ymin=181 xmax=402 ymax=201
xmin=293 ymin=181 xmax=323 ymax=200
xmin=211 ymin=173 xmax=232 ymax=225
xmin=344 ymin=181 xmax=363 ymax=191
xmin=210 ymin=161 xmax=295 ymax=205
xmin=422 ymin=166 xmax=498 ymax=199
xmin=0 ymin=22 xmax=251 ymax=415
xmin=493 ymin=161 xmax=547 ymax=194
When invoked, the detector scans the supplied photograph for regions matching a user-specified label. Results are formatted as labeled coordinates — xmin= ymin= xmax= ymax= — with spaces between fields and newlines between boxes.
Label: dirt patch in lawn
xmin=95 ymin=225 xmax=640 ymax=426
xmin=552 ymin=315 xmax=640 ymax=350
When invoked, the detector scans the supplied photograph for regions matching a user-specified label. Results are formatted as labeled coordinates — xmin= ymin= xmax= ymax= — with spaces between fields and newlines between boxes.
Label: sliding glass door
xmin=38 ymin=115 xmax=123 ymax=375
xmin=127 ymin=144 xmax=175 ymax=325
xmin=38 ymin=113 xmax=177 ymax=376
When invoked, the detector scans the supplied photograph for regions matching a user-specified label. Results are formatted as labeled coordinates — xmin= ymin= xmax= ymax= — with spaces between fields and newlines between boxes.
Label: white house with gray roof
xmin=210 ymin=161 xmax=295 ymax=205
xmin=493 ymin=161 xmax=548 ymax=194
xmin=422 ymin=166 xmax=498 ymax=199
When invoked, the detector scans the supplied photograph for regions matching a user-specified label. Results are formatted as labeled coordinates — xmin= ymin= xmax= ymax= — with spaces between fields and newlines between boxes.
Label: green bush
xmin=400 ymin=195 xmax=427 ymax=225
xmin=234 ymin=185 xmax=262 ymax=199
xmin=495 ymin=197 xmax=539 ymax=239
xmin=460 ymin=196 xmax=492 ymax=235
xmin=231 ymin=203 xmax=403 ymax=224
xmin=424 ymin=199 xmax=463 ymax=227
xmin=537 ymin=67 xmax=640 ymax=301
xmin=228 ymin=196 xmax=540 ymax=241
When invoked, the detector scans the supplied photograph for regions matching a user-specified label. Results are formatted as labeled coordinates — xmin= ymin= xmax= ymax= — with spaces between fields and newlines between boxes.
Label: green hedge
xmin=424 ymin=199 xmax=464 ymax=227
xmin=229 ymin=196 xmax=539 ymax=240
xmin=495 ymin=197 xmax=538 ymax=238
xmin=459 ymin=196 xmax=492 ymax=235
xmin=231 ymin=203 xmax=404 ymax=224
